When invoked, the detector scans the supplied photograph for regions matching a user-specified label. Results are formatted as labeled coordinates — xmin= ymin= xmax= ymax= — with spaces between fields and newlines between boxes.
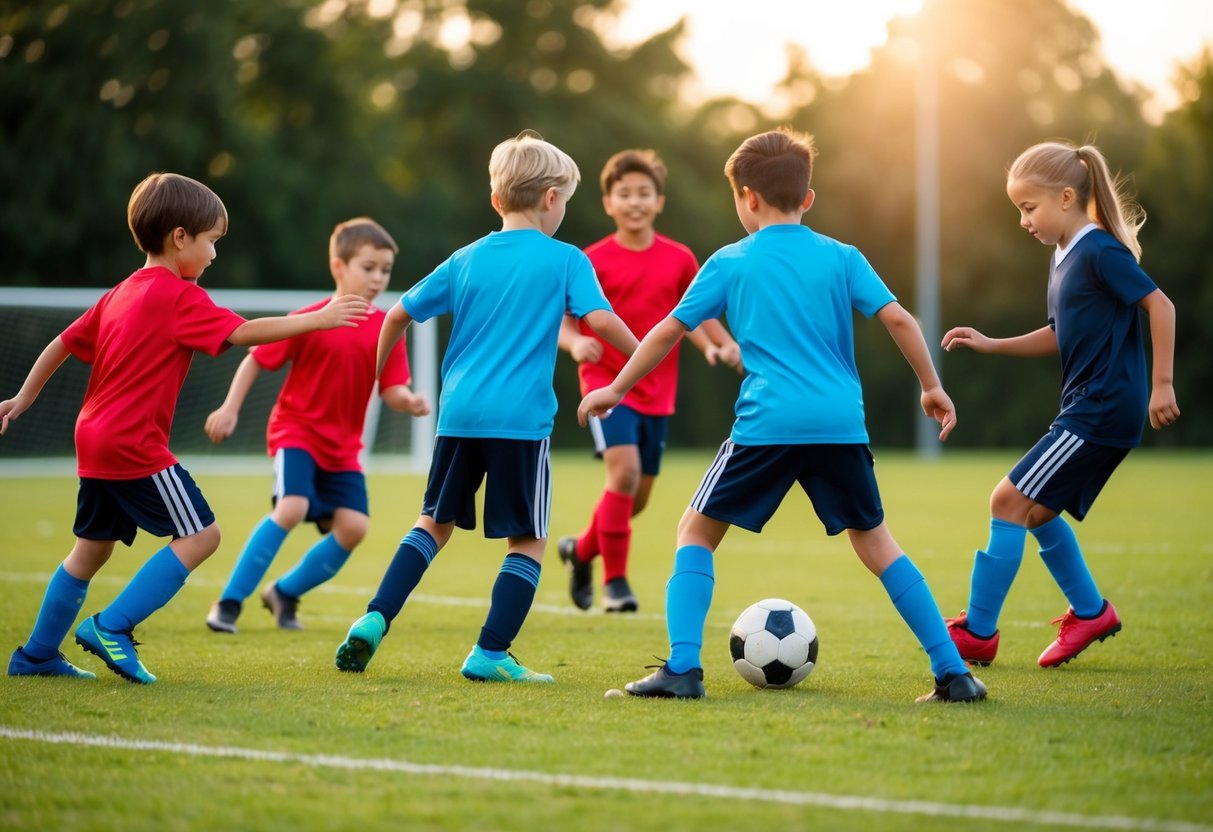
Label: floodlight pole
xmin=915 ymin=33 xmax=942 ymax=459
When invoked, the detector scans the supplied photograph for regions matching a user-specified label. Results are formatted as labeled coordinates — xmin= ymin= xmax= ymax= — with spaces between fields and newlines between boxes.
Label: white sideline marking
xmin=0 ymin=727 xmax=1206 ymax=832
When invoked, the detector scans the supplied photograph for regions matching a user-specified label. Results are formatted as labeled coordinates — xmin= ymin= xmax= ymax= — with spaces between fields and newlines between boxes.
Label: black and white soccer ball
xmin=729 ymin=598 xmax=818 ymax=689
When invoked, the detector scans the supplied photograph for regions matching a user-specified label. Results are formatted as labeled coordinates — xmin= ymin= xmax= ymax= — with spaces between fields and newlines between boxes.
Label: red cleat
xmin=1038 ymin=601 xmax=1121 ymax=668
xmin=945 ymin=610 xmax=999 ymax=666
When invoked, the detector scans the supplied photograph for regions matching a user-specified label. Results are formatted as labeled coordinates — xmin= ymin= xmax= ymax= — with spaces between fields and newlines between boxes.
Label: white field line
xmin=0 ymin=727 xmax=1207 ymax=832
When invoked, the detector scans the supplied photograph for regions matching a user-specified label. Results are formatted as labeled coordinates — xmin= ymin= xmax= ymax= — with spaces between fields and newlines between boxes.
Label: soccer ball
xmin=729 ymin=598 xmax=818 ymax=689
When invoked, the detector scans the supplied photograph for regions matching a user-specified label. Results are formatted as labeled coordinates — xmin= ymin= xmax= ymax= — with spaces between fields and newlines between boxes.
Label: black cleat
xmin=261 ymin=583 xmax=302 ymax=630
xmin=916 ymin=671 xmax=988 ymax=703
xmin=206 ymin=599 xmax=241 ymax=634
xmin=603 ymin=576 xmax=638 ymax=613
xmin=557 ymin=536 xmax=593 ymax=611
xmin=625 ymin=663 xmax=705 ymax=699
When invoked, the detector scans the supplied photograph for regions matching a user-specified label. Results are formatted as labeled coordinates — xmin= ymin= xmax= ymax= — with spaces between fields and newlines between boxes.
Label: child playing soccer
xmin=334 ymin=131 xmax=637 ymax=683
xmin=941 ymin=140 xmax=1178 ymax=668
xmin=3 ymin=172 xmax=368 ymax=683
xmin=203 ymin=217 xmax=430 ymax=635
xmin=557 ymin=148 xmax=740 ymax=613
xmin=579 ymin=128 xmax=986 ymax=703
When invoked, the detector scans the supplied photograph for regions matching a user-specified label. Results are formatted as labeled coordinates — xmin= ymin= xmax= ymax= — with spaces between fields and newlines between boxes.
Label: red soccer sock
xmin=574 ymin=512 xmax=599 ymax=562
xmin=596 ymin=489 xmax=635 ymax=583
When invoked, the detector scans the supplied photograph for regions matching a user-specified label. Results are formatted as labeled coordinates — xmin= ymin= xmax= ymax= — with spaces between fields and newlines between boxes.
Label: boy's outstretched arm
xmin=229 ymin=294 xmax=369 ymax=347
xmin=204 ymin=353 xmax=262 ymax=443
xmin=558 ymin=313 xmax=603 ymax=364
xmin=582 ymin=308 xmax=639 ymax=357
xmin=0 ymin=337 xmax=71 ymax=435
xmin=1139 ymin=288 xmax=1180 ymax=429
xmin=942 ymin=324 xmax=1058 ymax=357
xmin=877 ymin=302 xmax=957 ymax=440
xmin=377 ymin=302 xmax=414 ymax=378
xmin=578 ymin=315 xmax=684 ymax=426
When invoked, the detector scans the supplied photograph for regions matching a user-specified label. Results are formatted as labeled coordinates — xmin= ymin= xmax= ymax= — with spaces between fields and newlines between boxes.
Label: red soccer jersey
xmin=252 ymin=301 xmax=411 ymax=472
xmin=60 ymin=266 xmax=246 ymax=479
xmin=578 ymin=234 xmax=699 ymax=415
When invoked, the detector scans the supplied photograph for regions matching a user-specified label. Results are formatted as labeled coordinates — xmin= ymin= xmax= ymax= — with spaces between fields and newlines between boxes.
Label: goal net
xmin=0 ymin=288 xmax=437 ymax=477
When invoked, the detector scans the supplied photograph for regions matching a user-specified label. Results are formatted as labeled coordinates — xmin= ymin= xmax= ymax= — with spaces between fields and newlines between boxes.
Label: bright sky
xmin=606 ymin=0 xmax=1213 ymax=119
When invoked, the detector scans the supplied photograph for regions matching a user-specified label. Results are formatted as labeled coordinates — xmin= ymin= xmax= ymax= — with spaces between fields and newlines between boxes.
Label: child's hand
xmin=0 ymin=395 xmax=30 ymax=436
xmin=942 ymin=326 xmax=992 ymax=353
xmin=706 ymin=342 xmax=743 ymax=372
xmin=570 ymin=335 xmax=603 ymax=364
xmin=320 ymin=294 xmax=371 ymax=329
xmin=921 ymin=386 xmax=957 ymax=440
xmin=406 ymin=393 xmax=432 ymax=417
xmin=578 ymin=388 xmax=621 ymax=427
xmin=204 ymin=408 xmax=238 ymax=443
xmin=1148 ymin=383 xmax=1180 ymax=429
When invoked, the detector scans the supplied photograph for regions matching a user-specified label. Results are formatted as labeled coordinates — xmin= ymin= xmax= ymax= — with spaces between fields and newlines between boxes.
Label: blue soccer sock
xmin=477 ymin=553 xmax=541 ymax=655
xmin=220 ymin=516 xmax=289 ymax=602
xmin=1031 ymin=515 xmax=1103 ymax=618
xmin=665 ymin=545 xmax=715 ymax=675
xmin=97 ymin=546 xmax=190 ymax=633
xmin=275 ymin=534 xmax=351 ymax=599
xmin=880 ymin=554 xmax=968 ymax=680
xmin=966 ymin=518 xmax=1028 ymax=638
xmin=24 ymin=564 xmax=90 ymax=660
xmin=367 ymin=528 xmax=438 ymax=628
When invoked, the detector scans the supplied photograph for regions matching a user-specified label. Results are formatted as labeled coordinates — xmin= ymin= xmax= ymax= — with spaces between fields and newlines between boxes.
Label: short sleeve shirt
xmin=402 ymin=229 xmax=611 ymax=439
xmin=251 ymin=301 xmax=410 ymax=471
xmin=577 ymin=234 xmax=699 ymax=416
xmin=60 ymin=266 xmax=246 ymax=478
xmin=673 ymin=224 xmax=895 ymax=445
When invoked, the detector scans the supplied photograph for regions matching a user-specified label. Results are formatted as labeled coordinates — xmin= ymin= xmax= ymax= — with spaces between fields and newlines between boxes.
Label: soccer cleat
xmin=74 ymin=615 xmax=156 ymax=684
xmin=335 ymin=611 xmax=386 ymax=673
xmin=557 ymin=536 xmax=593 ymax=611
xmin=206 ymin=599 xmax=242 ymax=634
xmin=8 ymin=646 xmax=96 ymax=679
xmin=261 ymin=582 xmax=302 ymax=630
xmin=1038 ymin=600 xmax=1122 ymax=668
xmin=625 ymin=662 xmax=705 ymax=699
xmin=460 ymin=645 xmax=554 ymax=683
xmin=915 ymin=671 xmax=988 ymax=703
xmin=945 ymin=610 xmax=999 ymax=666
xmin=602 ymin=576 xmax=638 ymax=613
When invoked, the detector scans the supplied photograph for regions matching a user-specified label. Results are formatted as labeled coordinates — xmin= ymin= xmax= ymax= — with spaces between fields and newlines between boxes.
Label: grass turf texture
xmin=1 ymin=451 xmax=1210 ymax=831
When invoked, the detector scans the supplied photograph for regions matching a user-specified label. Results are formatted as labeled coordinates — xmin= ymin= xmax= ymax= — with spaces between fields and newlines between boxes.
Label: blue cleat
xmin=8 ymin=646 xmax=96 ymax=679
xmin=335 ymin=611 xmax=386 ymax=673
xmin=460 ymin=645 xmax=553 ymax=683
xmin=74 ymin=615 xmax=156 ymax=684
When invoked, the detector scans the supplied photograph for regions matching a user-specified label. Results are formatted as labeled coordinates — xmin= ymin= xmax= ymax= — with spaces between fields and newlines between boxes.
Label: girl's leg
xmin=961 ymin=478 xmax=1038 ymax=637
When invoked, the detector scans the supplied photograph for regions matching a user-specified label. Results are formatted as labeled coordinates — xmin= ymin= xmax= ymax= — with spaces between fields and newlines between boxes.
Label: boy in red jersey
xmin=2 ymin=172 xmax=368 ymax=684
xmin=557 ymin=149 xmax=740 ymax=612
xmin=203 ymin=217 xmax=430 ymax=634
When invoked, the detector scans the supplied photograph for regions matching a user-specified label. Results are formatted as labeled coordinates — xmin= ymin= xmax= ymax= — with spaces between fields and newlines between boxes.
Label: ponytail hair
xmin=1008 ymin=141 xmax=1145 ymax=261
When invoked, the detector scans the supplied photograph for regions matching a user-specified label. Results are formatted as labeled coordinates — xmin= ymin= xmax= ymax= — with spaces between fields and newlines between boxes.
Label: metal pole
xmin=915 ymin=35 xmax=942 ymax=458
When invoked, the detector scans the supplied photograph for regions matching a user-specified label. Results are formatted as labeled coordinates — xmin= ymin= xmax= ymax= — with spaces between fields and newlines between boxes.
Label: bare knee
xmin=332 ymin=511 xmax=368 ymax=550
xmin=171 ymin=523 xmax=221 ymax=571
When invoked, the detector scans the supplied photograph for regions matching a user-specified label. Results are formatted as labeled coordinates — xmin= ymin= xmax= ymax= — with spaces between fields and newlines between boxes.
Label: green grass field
xmin=1 ymin=451 xmax=1210 ymax=832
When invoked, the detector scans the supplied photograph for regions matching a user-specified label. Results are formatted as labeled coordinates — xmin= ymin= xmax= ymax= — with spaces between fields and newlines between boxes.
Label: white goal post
xmin=0 ymin=287 xmax=437 ymax=477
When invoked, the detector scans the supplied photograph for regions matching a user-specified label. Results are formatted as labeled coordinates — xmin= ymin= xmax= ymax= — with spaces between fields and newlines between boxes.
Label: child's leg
xmin=22 ymin=540 xmax=113 ymax=660
xmin=98 ymin=524 xmax=219 ymax=632
xmin=1031 ymin=515 xmax=1103 ymax=617
xmin=219 ymin=497 xmax=305 ymax=602
xmin=665 ymin=509 xmax=729 ymax=673
xmin=852 ymin=523 xmax=968 ymax=681
xmin=476 ymin=538 xmax=545 ymax=656
xmin=964 ymin=485 xmax=1030 ymax=636
xmin=275 ymin=509 xmax=365 ymax=599
xmin=366 ymin=518 xmax=450 ymax=628
xmin=596 ymin=445 xmax=641 ymax=580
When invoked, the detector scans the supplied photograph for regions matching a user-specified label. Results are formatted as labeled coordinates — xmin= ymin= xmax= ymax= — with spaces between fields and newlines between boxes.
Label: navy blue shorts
xmin=272 ymin=448 xmax=369 ymax=527
xmin=587 ymin=404 xmax=669 ymax=476
xmin=422 ymin=436 xmax=552 ymax=539
xmin=74 ymin=464 xmax=215 ymax=546
xmin=690 ymin=441 xmax=884 ymax=535
xmin=1009 ymin=426 xmax=1129 ymax=521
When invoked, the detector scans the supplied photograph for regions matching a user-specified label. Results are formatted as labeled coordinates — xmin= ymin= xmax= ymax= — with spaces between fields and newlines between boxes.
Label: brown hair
xmin=1008 ymin=140 xmax=1144 ymax=261
xmin=599 ymin=149 xmax=667 ymax=196
xmin=489 ymin=130 xmax=580 ymax=213
xmin=329 ymin=217 xmax=398 ymax=261
xmin=724 ymin=128 xmax=817 ymax=213
xmin=127 ymin=172 xmax=228 ymax=255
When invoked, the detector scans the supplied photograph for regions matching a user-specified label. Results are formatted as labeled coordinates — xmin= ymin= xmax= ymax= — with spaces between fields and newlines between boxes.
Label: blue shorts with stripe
xmin=422 ymin=436 xmax=552 ymax=539
xmin=1009 ymin=426 xmax=1129 ymax=521
xmin=74 ymin=464 xmax=215 ymax=546
xmin=587 ymin=404 xmax=669 ymax=476
xmin=690 ymin=441 xmax=884 ymax=535
xmin=272 ymin=448 xmax=368 ymax=532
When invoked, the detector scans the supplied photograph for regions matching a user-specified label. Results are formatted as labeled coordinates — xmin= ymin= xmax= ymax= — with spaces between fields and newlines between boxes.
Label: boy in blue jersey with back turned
xmin=335 ymin=131 xmax=637 ymax=683
xmin=580 ymin=128 xmax=986 ymax=703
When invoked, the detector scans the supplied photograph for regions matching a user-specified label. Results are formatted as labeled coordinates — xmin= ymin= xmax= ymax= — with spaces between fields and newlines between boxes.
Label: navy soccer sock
xmin=367 ymin=528 xmax=438 ymax=628
xmin=25 ymin=564 xmax=90 ymax=660
xmin=477 ymin=553 xmax=541 ymax=656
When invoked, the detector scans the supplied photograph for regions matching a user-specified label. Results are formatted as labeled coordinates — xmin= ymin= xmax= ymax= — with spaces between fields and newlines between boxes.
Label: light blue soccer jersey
xmin=673 ymin=224 xmax=895 ymax=445
xmin=402 ymin=229 xmax=611 ymax=440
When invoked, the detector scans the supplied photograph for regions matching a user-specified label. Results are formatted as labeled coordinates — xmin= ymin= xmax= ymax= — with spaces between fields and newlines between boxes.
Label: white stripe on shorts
xmin=1015 ymin=430 xmax=1084 ymax=500
xmin=532 ymin=437 xmax=552 ymax=539
xmin=150 ymin=467 xmax=201 ymax=537
xmin=272 ymin=449 xmax=286 ymax=501
xmin=691 ymin=441 xmax=734 ymax=513
xmin=588 ymin=415 xmax=607 ymax=455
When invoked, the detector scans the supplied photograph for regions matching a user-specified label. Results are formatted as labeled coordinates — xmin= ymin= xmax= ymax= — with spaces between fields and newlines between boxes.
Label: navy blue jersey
xmin=1047 ymin=227 xmax=1157 ymax=447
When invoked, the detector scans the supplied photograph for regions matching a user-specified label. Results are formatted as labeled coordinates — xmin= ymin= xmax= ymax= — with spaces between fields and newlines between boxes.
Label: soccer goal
xmin=0 ymin=287 xmax=437 ymax=477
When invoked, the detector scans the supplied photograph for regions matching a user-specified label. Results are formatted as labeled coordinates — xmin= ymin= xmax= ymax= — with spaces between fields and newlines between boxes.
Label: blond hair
xmin=329 ymin=217 xmax=398 ymax=261
xmin=1008 ymin=141 xmax=1145 ymax=261
xmin=489 ymin=130 xmax=580 ymax=213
